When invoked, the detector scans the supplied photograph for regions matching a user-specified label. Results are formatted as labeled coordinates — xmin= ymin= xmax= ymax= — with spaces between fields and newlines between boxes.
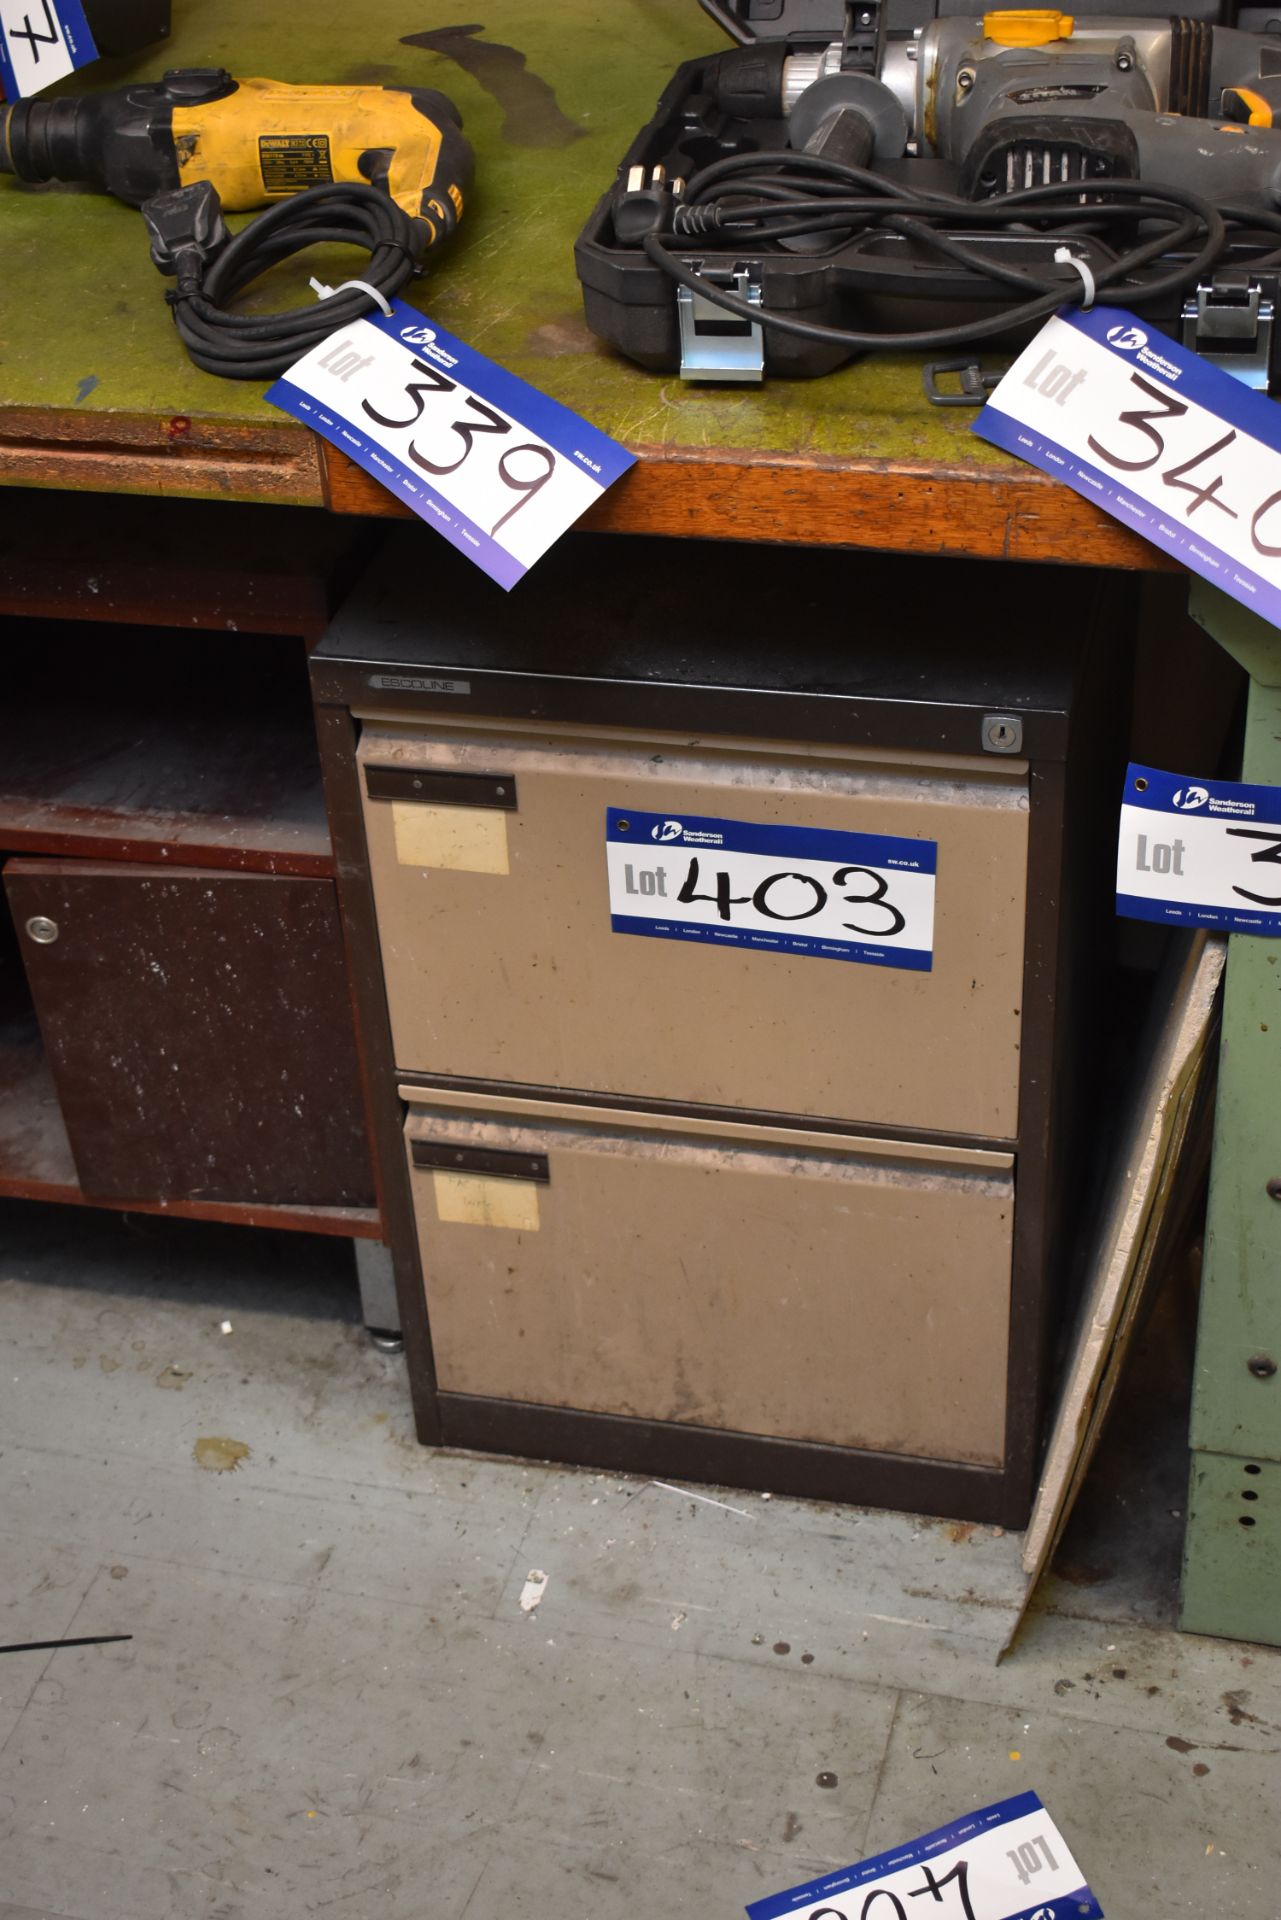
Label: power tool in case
xmin=574 ymin=0 xmax=1281 ymax=389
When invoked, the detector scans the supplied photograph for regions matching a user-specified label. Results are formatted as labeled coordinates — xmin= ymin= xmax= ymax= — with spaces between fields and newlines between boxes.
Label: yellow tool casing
xmin=172 ymin=78 xmax=468 ymax=236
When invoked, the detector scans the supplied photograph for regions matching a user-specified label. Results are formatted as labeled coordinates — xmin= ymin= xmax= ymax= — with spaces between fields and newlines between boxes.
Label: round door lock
xmin=25 ymin=916 xmax=59 ymax=945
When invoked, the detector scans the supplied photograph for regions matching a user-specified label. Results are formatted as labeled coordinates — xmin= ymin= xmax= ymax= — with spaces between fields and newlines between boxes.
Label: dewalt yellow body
xmin=0 ymin=70 xmax=470 ymax=239
xmin=171 ymin=78 xmax=464 ymax=233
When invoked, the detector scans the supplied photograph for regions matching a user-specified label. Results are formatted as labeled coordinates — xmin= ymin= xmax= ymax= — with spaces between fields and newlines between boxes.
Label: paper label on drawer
xmin=606 ymin=809 xmax=935 ymax=970
xmin=432 ymin=1171 xmax=540 ymax=1231
xmin=747 ymin=1790 xmax=1102 ymax=1920
xmin=393 ymin=801 xmax=509 ymax=873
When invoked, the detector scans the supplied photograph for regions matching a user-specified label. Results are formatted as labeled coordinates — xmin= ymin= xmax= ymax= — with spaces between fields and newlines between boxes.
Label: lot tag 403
xmin=974 ymin=305 xmax=1281 ymax=631
xmin=1117 ymin=761 xmax=1281 ymax=934
xmin=267 ymin=299 xmax=634 ymax=590
xmin=747 ymin=1790 xmax=1102 ymax=1920
xmin=606 ymin=808 xmax=936 ymax=971
xmin=0 ymin=0 xmax=97 ymax=96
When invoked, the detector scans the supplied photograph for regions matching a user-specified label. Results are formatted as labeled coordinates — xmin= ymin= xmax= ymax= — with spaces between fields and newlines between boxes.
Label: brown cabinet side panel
xmin=4 ymin=860 xmax=374 ymax=1207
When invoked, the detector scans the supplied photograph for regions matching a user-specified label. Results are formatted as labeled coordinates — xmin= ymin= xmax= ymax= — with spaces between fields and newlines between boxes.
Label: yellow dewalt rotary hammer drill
xmin=0 ymin=69 xmax=473 ymax=376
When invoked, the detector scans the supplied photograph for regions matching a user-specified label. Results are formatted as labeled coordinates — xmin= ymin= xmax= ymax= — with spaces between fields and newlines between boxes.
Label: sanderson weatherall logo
xmin=399 ymin=322 xmax=459 ymax=370
xmin=1103 ymin=320 xmax=1183 ymax=382
xmin=1173 ymin=785 xmax=1210 ymax=811
xmin=645 ymin=818 xmax=725 ymax=846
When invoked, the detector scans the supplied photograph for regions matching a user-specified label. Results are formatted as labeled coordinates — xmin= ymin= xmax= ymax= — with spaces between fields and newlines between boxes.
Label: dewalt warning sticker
xmin=259 ymin=134 xmax=334 ymax=192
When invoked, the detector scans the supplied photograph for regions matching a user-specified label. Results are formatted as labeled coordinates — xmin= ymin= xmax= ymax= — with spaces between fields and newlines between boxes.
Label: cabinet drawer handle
xmin=412 ymin=1141 xmax=549 ymax=1183
xmin=365 ymin=767 xmax=517 ymax=809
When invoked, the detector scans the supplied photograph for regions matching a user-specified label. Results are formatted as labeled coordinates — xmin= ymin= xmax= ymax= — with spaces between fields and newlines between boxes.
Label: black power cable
xmin=636 ymin=150 xmax=1235 ymax=356
xmin=144 ymin=179 xmax=429 ymax=380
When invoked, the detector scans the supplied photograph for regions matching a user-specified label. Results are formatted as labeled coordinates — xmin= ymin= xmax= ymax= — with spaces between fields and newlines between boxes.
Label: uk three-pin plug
xmin=612 ymin=165 xmax=685 ymax=246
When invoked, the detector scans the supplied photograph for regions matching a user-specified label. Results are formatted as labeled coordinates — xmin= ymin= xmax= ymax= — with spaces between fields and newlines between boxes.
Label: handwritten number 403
xmin=677 ymin=858 xmax=907 ymax=939
xmin=361 ymin=356 xmax=555 ymax=538
xmin=1087 ymin=371 xmax=1281 ymax=555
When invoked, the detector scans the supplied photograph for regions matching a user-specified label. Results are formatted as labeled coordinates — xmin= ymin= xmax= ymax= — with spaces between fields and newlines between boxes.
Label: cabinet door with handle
xmin=5 ymin=858 xmax=373 ymax=1207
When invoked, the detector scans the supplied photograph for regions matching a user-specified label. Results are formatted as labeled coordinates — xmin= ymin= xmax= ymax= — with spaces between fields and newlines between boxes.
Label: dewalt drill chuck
xmin=0 ymin=69 xmax=474 ymax=380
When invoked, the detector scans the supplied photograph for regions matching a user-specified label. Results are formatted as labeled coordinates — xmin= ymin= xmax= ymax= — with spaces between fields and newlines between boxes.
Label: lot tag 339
xmin=747 ymin=1790 xmax=1102 ymax=1920
xmin=1117 ymin=761 xmax=1281 ymax=934
xmin=267 ymin=298 xmax=635 ymax=590
xmin=0 ymin=0 xmax=97 ymax=96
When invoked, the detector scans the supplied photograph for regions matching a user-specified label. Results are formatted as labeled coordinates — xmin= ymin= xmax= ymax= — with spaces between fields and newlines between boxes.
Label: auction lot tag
xmin=0 ymin=0 xmax=97 ymax=96
xmin=1117 ymin=761 xmax=1281 ymax=934
xmin=606 ymin=808 xmax=936 ymax=970
xmin=747 ymin=1790 xmax=1102 ymax=1920
xmin=975 ymin=305 xmax=1281 ymax=629
xmin=268 ymin=299 xmax=635 ymax=590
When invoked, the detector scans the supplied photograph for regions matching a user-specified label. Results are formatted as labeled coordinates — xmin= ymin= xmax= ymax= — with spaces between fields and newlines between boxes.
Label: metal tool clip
xmin=677 ymin=265 xmax=764 ymax=383
xmin=923 ymin=359 xmax=1004 ymax=407
xmin=1181 ymin=272 xmax=1275 ymax=392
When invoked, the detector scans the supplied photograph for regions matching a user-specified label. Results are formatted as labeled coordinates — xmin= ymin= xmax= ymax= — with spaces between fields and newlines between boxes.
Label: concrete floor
xmin=0 ymin=1202 xmax=1278 ymax=1920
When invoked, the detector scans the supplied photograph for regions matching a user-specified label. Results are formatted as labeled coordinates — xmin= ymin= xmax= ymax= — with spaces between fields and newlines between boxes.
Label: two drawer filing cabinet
xmin=311 ymin=531 xmax=1131 ymax=1525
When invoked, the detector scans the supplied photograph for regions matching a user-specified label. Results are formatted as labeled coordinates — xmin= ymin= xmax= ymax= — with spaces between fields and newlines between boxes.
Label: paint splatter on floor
xmin=193 ymin=1436 xmax=250 ymax=1472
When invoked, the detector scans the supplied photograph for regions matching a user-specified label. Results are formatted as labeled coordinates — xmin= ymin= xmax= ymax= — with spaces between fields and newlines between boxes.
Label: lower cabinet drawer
xmin=404 ymin=1098 xmax=1015 ymax=1469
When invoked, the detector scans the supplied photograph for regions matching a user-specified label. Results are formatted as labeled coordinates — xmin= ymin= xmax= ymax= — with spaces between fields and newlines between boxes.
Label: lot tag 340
xmin=975 ymin=304 xmax=1281 ymax=632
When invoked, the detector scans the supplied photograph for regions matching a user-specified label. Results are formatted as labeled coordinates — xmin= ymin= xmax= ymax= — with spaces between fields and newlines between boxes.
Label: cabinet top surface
xmin=311 ymin=527 xmax=1091 ymax=760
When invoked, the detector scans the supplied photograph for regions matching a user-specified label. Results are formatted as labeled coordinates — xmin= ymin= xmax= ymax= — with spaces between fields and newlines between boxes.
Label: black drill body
xmin=2 ymin=70 xmax=235 ymax=205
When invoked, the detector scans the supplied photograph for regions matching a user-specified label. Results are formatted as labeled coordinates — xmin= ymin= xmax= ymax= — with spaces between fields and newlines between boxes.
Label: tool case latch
xmin=1181 ymin=271 xmax=1275 ymax=391
xmin=677 ymin=264 xmax=764 ymax=382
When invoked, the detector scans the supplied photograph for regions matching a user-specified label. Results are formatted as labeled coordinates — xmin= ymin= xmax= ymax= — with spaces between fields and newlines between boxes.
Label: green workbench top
xmin=0 ymin=0 xmax=1012 ymax=471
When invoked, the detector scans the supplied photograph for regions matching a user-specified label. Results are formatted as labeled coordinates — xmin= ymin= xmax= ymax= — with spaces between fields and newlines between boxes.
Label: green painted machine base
xmin=1182 ymin=1452 xmax=1281 ymax=1643
xmin=1180 ymin=582 xmax=1281 ymax=1646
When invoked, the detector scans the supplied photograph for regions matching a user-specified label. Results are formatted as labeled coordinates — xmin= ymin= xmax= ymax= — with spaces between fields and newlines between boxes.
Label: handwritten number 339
xmin=362 ymin=357 xmax=556 ymax=538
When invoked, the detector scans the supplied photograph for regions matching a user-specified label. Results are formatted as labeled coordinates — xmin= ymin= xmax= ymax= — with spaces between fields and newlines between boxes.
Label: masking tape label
xmin=432 ymin=1171 xmax=540 ymax=1231
xmin=392 ymin=802 xmax=509 ymax=873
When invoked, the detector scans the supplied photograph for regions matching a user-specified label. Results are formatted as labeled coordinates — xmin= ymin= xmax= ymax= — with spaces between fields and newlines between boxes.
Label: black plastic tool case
xmin=574 ymin=0 xmax=1249 ymax=378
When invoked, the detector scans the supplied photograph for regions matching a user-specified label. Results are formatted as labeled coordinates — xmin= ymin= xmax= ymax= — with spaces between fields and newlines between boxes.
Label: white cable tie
xmin=308 ymin=274 xmax=394 ymax=317
xmin=1053 ymin=246 xmax=1096 ymax=311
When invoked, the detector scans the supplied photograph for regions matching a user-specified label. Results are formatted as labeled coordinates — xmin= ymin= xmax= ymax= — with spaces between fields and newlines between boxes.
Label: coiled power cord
xmin=623 ymin=149 xmax=1250 ymax=356
xmin=142 ymin=178 xmax=431 ymax=379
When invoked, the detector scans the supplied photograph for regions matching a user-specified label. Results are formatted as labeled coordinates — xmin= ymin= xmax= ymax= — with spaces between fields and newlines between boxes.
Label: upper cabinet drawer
xmin=358 ymin=723 xmax=1030 ymax=1138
